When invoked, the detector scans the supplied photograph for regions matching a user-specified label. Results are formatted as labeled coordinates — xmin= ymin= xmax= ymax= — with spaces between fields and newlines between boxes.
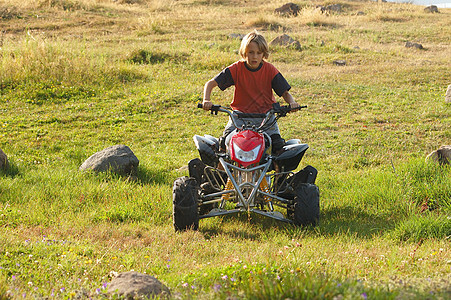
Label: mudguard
xmin=274 ymin=143 xmax=309 ymax=172
xmin=193 ymin=135 xmax=219 ymax=167
xmin=203 ymin=135 xmax=220 ymax=151
xmin=285 ymin=139 xmax=301 ymax=145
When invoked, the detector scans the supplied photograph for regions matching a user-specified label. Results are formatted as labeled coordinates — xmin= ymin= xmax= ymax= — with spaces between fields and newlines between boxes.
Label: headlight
xmin=233 ymin=143 xmax=261 ymax=162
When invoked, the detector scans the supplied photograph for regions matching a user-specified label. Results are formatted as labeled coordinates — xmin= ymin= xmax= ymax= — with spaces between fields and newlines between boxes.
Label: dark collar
xmin=244 ymin=62 xmax=263 ymax=72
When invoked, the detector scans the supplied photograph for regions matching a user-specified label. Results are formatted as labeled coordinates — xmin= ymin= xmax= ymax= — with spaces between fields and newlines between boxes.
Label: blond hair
xmin=239 ymin=30 xmax=269 ymax=60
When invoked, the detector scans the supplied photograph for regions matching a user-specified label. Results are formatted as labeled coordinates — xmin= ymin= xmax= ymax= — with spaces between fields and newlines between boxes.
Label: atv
xmin=172 ymin=103 xmax=319 ymax=231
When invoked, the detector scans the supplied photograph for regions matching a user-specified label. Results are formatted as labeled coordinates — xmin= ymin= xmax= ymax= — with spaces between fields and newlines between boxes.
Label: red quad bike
xmin=172 ymin=103 xmax=319 ymax=231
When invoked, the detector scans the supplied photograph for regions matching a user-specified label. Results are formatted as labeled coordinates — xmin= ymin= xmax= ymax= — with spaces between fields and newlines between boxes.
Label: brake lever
xmin=211 ymin=105 xmax=221 ymax=115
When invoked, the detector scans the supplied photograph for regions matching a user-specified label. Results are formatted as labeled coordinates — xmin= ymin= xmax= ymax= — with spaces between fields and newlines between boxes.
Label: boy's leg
xmin=266 ymin=119 xmax=284 ymax=154
xmin=220 ymin=118 xmax=236 ymax=151
xmin=270 ymin=134 xmax=285 ymax=154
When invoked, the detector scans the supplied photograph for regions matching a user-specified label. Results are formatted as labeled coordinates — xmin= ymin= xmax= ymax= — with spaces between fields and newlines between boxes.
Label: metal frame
xmin=199 ymin=157 xmax=295 ymax=224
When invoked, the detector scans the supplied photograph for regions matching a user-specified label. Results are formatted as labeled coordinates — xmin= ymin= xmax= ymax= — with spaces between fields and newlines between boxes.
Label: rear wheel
xmin=173 ymin=176 xmax=199 ymax=231
xmin=292 ymin=183 xmax=320 ymax=226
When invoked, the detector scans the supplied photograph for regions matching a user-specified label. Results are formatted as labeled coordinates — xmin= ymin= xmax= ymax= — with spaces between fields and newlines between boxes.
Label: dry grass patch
xmin=364 ymin=2 xmax=421 ymax=22
xmin=0 ymin=3 xmax=21 ymax=19
xmin=245 ymin=15 xmax=284 ymax=31
xmin=297 ymin=7 xmax=339 ymax=27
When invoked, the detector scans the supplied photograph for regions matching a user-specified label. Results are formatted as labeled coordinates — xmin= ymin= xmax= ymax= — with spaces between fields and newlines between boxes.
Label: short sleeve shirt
xmin=214 ymin=61 xmax=291 ymax=114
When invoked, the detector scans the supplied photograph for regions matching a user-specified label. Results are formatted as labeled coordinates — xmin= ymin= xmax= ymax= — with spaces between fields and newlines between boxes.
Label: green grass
xmin=1 ymin=0 xmax=450 ymax=299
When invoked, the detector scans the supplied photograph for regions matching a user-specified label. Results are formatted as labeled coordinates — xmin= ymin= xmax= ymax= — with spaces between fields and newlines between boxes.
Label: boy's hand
xmin=282 ymin=91 xmax=299 ymax=110
xmin=289 ymin=102 xmax=300 ymax=110
xmin=202 ymin=100 xmax=213 ymax=110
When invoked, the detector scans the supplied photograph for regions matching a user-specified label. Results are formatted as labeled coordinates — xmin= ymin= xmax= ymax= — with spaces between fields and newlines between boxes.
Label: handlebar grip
xmin=197 ymin=103 xmax=221 ymax=115
xmin=287 ymin=105 xmax=307 ymax=111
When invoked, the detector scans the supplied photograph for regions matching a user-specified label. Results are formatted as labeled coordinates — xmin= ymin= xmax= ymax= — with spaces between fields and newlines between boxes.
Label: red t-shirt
xmin=214 ymin=61 xmax=290 ymax=114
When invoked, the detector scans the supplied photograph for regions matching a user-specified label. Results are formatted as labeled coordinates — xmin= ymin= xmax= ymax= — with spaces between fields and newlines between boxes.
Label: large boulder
xmin=107 ymin=271 xmax=170 ymax=299
xmin=0 ymin=148 xmax=8 ymax=171
xmin=269 ymin=34 xmax=301 ymax=50
xmin=79 ymin=145 xmax=139 ymax=175
xmin=426 ymin=145 xmax=451 ymax=165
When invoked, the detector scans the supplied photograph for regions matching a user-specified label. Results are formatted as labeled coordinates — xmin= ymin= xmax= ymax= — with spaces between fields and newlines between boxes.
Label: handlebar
xmin=198 ymin=102 xmax=307 ymax=132
xmin=198 ymin=102 xmax=306 ymax=114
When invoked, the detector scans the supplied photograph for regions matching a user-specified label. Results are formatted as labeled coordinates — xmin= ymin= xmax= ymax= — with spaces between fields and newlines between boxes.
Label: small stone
xmin=228 ymin=33 xmax=244 ymax=40
xmin=333 ymin=60 xmax=346 ymax=66
xmin=405 ymin=42 xmax=424 ymax=50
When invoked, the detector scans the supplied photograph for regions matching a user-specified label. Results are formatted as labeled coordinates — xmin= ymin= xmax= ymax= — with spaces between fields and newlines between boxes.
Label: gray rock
xmin=0 ymin=148 xmax=8 ymax=171
xmin=405 ymin=41 xmax=424 ymax=50
xmin=326 ymin=4 xmax=343 ymax=13
xmin=426 ymin=145 xmax=451 ymax=165
xmin=228 ymin=33 xmax=244 ymax=40
xmin=269 ymin=34 xmax=301 ymax=50
xmin=424 ymin=5 xmax=439 ymax=13
xmin=275 ymin=3 xmax=300 ymax=17
xmin=79 ymin=145 xmax=139 ymax=175
xmin=446 ymin=85 xmax=451 ymax=103
xmin=333 ymin=60 xmax=346 ymax=66
xmin=107 ymin=271 xmax=170 ymax=299
xmin=318 ymin=4 xmax=343 ymax=13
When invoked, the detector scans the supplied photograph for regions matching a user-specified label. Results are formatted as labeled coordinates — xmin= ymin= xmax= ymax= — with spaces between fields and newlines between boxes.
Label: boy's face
xmin=245 ymin=41 xmax=264 ymax=69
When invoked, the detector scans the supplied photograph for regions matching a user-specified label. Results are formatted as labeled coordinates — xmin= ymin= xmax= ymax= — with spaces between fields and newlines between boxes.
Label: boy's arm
xmin=282 ymin=91 xmax=300 ymax=109
xmin=202 ymin=79 xmax=218 ymax=110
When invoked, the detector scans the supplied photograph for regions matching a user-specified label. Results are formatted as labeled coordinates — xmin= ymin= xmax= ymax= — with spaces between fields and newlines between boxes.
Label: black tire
xmin=173 ymin=176 xmax=199 ymax=231
xmin=292 ymin=183 xmax=320 ymax=226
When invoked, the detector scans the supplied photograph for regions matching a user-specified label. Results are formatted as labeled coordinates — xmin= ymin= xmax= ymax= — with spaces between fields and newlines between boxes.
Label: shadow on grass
xmin=135 ymin=165 xmax=175 ymax=185
xmin=197 ymin=206 xmax=398 ymax=240
xmin=319 ymin=206 xmax=397 ymax=238
xmin=199 ymin=212 xmax=303 ymax=241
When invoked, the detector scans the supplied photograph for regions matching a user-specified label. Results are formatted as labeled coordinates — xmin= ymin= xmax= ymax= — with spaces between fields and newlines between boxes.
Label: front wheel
xmin=292 ymin=183 xmax=320 ymax=226
xmin=173 ymin=176 xmax=199 ymax=231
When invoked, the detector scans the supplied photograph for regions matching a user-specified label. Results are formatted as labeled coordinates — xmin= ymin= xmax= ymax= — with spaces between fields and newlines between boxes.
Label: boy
xmin=202 ymin=30 xmax=300 ymax=152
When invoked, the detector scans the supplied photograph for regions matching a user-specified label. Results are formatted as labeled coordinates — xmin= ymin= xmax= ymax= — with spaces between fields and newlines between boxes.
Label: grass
xmin=0 ymin=0 xmax=450 ymax=298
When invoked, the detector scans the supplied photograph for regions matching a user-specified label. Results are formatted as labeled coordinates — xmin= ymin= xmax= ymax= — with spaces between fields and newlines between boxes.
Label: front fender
xmin=193 ymin=135 xmax=219 ymax=167
xmin=274 ymin=143 xmax=309 ymax=172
